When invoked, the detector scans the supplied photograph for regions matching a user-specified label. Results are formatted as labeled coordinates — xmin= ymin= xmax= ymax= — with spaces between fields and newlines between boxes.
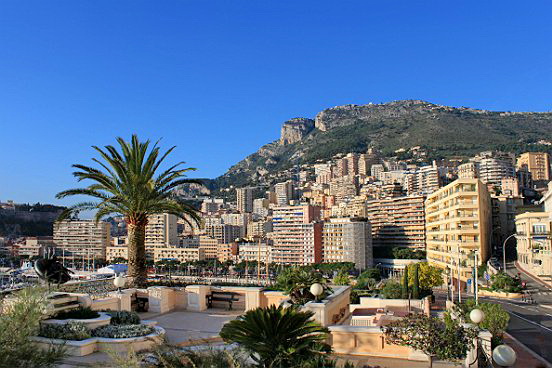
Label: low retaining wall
xmin=32 ymin=326 xmax=165 ymax=357
xmin=302 ymin=286 xmax=351 ymax=327
xmin=478 ymin=289 xmax=523 ymax=299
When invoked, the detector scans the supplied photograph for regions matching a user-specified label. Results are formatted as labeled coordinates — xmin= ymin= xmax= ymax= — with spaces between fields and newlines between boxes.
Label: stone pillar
xmin=185 ymin=285 xmax=210 ymax=312
xmin=110 ymin=291 xmax=132 ymax=311
xmin=148 ymin=287 xmax=175 ymax=314
xmin=243 ymin=288 xmax=263 ymax=311
xmin=173 ymin=288 xmax=188 ymax=310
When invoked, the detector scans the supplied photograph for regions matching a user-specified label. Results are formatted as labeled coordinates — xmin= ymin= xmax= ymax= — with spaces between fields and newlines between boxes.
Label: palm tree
xmin=219 ymin=305 xmax=331 ymax=368
xmin=56 ymin=135 xmax=201 ymax=287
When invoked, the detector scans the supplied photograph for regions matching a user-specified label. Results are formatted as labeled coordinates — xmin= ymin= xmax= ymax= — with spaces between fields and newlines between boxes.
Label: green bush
xmin=274 ymin=267 xmax=331 ymax=304
xmin=91 ymin=324 xmax=155 ymax=339
xmin=53 ymin=307 xmax=99 ymax=320
xmin=107 ymin=310 xmax=141 ymax=325
xmin=332 ymin=271 xmax=350 ymax=285
xmin=490 ymin=272 xmax=523 ymax=293
xmin=382 ymin=281 xmax=402 ymax=299
xmin=455 ymin=299 xmax=510 ymax=347
xmin=39 ymin=322 xmax=92 ymax=341
xmin=358 ymin=268 xmax=381 ymax=281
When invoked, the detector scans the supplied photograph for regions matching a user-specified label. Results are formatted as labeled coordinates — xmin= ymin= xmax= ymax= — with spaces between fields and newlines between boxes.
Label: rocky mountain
xmin=212 ymin=100 xmax=552 ymax=189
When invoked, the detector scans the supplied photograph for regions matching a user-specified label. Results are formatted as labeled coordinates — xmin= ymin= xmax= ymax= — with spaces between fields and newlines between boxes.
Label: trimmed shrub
xmin=53 ymin=307 xmax=99 ymax=320
xmin=107 ymin=310 xmax=141 ymax=325
xmin=91 ymin=324 xmax=155 ymax=339
xmin=382 ymin=281 xmax=402 ymax=299
xmin=39 ymin=321 xmax=92 ymax=341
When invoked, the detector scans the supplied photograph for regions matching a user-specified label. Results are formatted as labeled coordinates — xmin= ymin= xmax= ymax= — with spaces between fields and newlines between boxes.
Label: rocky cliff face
xmin=211 ymin=100 xmax=552 ymax=190
xmin=280 ymin=118 xmax=315 ymax=145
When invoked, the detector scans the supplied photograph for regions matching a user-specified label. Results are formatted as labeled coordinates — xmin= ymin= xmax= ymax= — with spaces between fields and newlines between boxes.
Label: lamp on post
xmin=113 ymin=275 xmax=126 ymax=293
xmin=492 ymin=344 xmax=517 ymax=367
xmin=502 ymin=233 xmax=516 ymax=273
xmin=310 ymin=283 xmax=323 ymax=302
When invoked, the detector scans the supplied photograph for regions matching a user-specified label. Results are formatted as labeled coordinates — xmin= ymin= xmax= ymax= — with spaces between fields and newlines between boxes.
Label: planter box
xmin=42 ymin=312 xmax=112 ymax=329
xmin=32 ymin=325 xmax=165 ymax=357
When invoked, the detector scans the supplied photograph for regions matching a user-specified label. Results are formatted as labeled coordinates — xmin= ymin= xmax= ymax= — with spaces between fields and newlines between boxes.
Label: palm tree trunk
xmin=127 ymin=222 xmax=147 ymax=287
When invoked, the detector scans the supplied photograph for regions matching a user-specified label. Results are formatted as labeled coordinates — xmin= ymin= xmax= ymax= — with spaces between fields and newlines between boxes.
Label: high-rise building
xmin=405 ymin=162 xmax=440 ymax=195
xmin=322 ymin=218 xmax=372 ymax=269
xmin=366 ymin=195 xmax=426 ymax=249
xmin=53 ymin=220 xmax=111 ymax=260
xmin=274 ymin=181 xmax=294 ymax=205
xmin=425 ymin=179 xmax=492 ymax=285
xmin=204 ymin=223 xmax=242 ymax=244
xmin=517 ymin=152 xmax=551 ymax=183
xmin=271 ymin=205 xmax=322 ymax=264
xmin=145 ymin=213 xmax=178 ymax=260
xmin=474 ymin=151 xmax=516 ymax=187
xmin=236 ymin=187 xmax=254 ymax=213
xmin=253 ymin=198 xmax=270 ymax=217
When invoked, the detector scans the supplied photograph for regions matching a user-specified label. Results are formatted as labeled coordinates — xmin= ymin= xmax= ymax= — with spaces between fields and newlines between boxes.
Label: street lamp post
xmin=503 ymin=234 xmax=517 ymax=273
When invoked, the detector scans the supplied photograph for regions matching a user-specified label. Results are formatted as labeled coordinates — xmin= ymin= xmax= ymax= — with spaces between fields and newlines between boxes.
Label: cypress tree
xmin=401 ymin=266 xmax=409 ymax=299
xmin=412 ymin=263 xmax=420 ymax=299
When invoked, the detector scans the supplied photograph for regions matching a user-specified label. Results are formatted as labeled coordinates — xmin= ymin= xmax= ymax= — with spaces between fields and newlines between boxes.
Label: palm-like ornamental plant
xmin=220 ymin=305 xmax=331 ymax=368
xmin=56 ymin=135 xmax=201 ymax=287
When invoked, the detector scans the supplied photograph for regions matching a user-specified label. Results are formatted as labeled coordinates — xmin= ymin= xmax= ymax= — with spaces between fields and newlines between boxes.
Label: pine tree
xmin=412 ymin=263 xmax=420 ymax=299
xmin=401 ymin=266 xmax=409 ymax=299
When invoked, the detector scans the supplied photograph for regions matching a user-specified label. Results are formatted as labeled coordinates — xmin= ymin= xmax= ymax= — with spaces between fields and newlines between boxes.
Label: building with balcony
xmin=366 ymin=195 xmax=426 ymax=250
xmin=517 ymin=152 xmax=551 ymax=183
xmin=322 ymin=218 xmax=372 ymax=269
xmin=515 ymin=212 xmax=552 ymax=285
xmin=425 ymin=179 xmax=492 ymax=284
xmin=271 ymin=205 xmax=322 ymax=264
xmin=53 ymin=220 xmax=111 ymax=260
xmin=145 ymin=213 xmax=178 ymax=260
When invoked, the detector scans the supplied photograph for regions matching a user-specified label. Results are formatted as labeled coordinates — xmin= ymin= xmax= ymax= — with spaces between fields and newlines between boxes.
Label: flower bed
xmin=41 ymin=312 xmax=111 ymax=329
xmin=52 ymin=306 xmax=99 ymax=320
xmin=33 ymin=323 xmax=165 ymax=356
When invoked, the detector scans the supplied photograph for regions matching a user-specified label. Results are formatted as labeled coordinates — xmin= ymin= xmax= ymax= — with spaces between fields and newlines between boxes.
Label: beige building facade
xmin=53 ymin=220 xmax=111 ymax=260
xmin=425 ymin=179 xmax=492 ymax=283
xmin=517 ymin=152 xmax=550 ymax=182
xmin=515 ymin=212 xmax=552 ymax=284
xmin=322 ymin=218 xmax=372 ymax=269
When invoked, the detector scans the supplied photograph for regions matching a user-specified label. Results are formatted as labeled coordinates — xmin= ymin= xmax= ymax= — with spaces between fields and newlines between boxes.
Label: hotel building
xmin=517 ymin=152 xmax=551 ymax=183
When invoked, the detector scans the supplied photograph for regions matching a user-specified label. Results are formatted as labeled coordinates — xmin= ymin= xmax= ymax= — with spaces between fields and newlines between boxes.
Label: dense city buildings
xmin=53 ymin=220 xmax=111 ymax=260
xmin=425 ymin=179 xmax=492 ymax=284
xmin=274 ymin=180 xmax=294 ymax=205
xmin=271 ymin=205 xmax=322 ymax=264
xmin=322 ymin=218 xmax=372 ymax=269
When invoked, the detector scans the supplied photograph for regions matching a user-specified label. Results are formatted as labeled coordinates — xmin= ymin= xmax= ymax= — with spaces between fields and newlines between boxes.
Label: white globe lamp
xmin=470 ymin=308 xmax=485 ymax=324
xmin=114 ymin=275 xmax=126 ymax=293
xmin=492 ymin=344 xmax=517 ymax=367
xmin=310 ymin=283 xmax=324 ymax=302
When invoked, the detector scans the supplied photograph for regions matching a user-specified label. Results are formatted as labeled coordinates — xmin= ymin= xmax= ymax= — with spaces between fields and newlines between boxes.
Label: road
xmin=437 ymin=261 xmax=552 ymax=365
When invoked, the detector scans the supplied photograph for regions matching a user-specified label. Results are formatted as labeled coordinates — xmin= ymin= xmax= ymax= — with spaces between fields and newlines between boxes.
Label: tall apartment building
xmin=271 ymin=205 xmax=322 ymax=264
xmin=53 ymin=220 xmax=111 ymax=260
xmin=425 ymin=179 xmax=492 ymax=284
xmin=515 ymin=212 xmax=552 ymax=284
xmin=405 ymin=163 xmax=440 ymax=195
xmin=475 ymin=151 xmax=516 ymax=186
xmin=366 ymin=195 xmax=426 ymax=249
xmin=274 ymin=181 xmax=294 ymax=205
xmin=237 ymin=241 xmax=273 ymax=263
xmin=371 ymin=164 xmax=385 ymax=180
xmin=253 ymin=198 xmax=270 ymax=217
xmin=236 ymin=187 xmax=254 ymax=213
xmin=247 ymin=219 xmax=273 ymax=238
xmin=491 ymin=195 xmax=523 ymax=248
xmin=329 ymin=175 xmax=358 ymax=201
xmin=314 ymin=163 xmax=333 ymax=184
xmin=359 ymin=148 xmax=381 ymax=176
xmin=517 ymin=152 xmax=551 ymax=183
xmin=145 ymin=213 xmax=178 ymax=260
xmin=345 ymin=153 xmax=360 ymax=176
xmin=322 ymin=218 xmax=372 ymax=269
xmin=16 ymin=236 xmax=55 ymax=258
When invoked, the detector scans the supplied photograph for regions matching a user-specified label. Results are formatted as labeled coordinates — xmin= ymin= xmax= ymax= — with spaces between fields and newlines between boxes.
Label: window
xmin=532 ymin=224 xmax=547 ymax=235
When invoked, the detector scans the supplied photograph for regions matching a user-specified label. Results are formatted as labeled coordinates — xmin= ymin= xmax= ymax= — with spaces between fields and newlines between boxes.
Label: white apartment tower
xmin=236 ymin=187 xmax=254 ymax=213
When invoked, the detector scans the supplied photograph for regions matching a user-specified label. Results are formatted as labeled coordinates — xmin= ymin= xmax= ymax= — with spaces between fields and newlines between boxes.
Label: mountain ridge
xmin=212 ymin=100 xmax=552 ymax=189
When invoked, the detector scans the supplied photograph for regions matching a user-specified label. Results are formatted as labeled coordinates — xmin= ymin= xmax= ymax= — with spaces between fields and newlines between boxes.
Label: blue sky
xmin=0 ymin=1 xmax=551 ymax=206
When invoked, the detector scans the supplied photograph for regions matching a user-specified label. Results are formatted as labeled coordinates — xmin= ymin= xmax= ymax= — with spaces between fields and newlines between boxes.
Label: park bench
xmin=131 ymin=291 xmax=149 ymax=312
xmin=206 ymin=290 xmax=240 ymax=310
